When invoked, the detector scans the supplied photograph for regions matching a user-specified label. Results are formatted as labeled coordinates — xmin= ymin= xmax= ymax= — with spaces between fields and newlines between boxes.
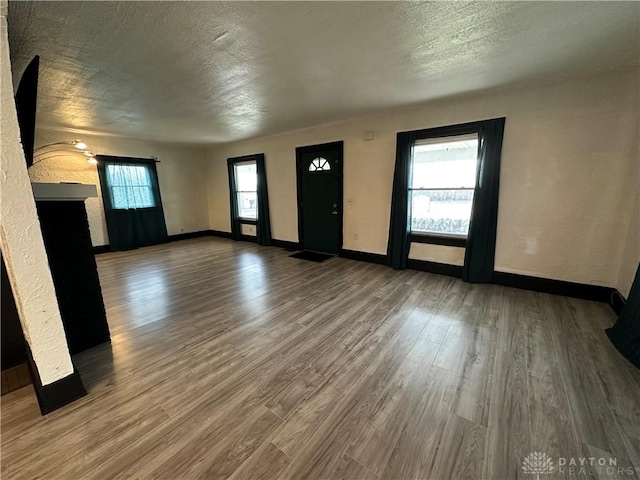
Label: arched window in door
xmin=309 ymin=157 xmax=331 ymax=172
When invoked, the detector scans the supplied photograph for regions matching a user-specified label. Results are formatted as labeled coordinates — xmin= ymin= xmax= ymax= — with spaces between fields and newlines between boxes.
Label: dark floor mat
xmin=289 ymin=251 xmax=334 ymax=263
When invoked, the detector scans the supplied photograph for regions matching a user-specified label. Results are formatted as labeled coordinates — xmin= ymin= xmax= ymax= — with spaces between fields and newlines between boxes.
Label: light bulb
xmin=87 ymin=157 xmax=97 ymax=165
xmin=74 ymin=140 xmax=87 ymax=150
xmin=82 ymin=150 xmax=94 ymax=157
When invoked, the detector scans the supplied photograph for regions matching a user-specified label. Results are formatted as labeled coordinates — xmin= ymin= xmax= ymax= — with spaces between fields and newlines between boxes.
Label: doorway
xmin=296 ymin=141 xmax=343 ymax=254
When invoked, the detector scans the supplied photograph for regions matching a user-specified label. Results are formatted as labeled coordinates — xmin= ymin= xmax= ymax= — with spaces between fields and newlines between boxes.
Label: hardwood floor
xmin=2 ymin=237 xmax=639 ymax=479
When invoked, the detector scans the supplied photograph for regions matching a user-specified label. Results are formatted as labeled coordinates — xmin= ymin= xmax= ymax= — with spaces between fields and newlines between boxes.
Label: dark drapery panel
xmin=97 ymin=156 xmax=168 ymax=251
xmin=227 ymin=159 xmax=242 ymax=241
xmin=463 ymin=118 xmax=506 ymax=283
xmin=255 ymin=154 xmax=273 ymax=246
xmin=607 ymin=265 xmax=640 ymax=369
xmin=386 ymin=132 xmax=414 ymax=270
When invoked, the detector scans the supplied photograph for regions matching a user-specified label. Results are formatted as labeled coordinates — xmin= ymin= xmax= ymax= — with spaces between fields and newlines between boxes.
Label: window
xmin=309 ymin=157 xmax=331 ymax=172
xmin=234 ymin=161 xmax=257 ymax=220
xmin=410 ymin=133 xmax=478 ymax=237
xmin=106 ymin=163 xmax=156 ymax=209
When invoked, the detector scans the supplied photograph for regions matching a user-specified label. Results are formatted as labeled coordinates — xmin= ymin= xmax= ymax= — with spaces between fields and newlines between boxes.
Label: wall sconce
xmin=31 ymin=139 xmax=97 ymax=167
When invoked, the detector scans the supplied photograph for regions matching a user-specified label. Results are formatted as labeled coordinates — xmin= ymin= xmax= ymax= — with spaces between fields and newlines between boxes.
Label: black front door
xmin=297 ymin=142 xmax=343 ymax=254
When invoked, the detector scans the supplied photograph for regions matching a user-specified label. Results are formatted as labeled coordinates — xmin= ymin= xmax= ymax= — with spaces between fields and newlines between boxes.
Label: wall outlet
xmin=354 ymin=233 xmax=359 ymax=240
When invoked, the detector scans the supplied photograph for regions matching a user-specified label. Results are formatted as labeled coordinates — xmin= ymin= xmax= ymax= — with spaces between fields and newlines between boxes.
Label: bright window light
xmin=234 ymin=162 xmax=258 ymax=220
xmin=107 ymin=164 xmax=155 ymax=209
xmin=410 ymin=134 xmax=478 ymax=236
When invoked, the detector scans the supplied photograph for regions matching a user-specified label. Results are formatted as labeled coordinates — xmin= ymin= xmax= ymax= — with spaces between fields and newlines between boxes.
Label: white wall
xmin=1 ymin=12 xmax=74 ymax=385
xmin=206 ymin=68 xmax=639 ymax=288
xmin=30 ymin=130 xmax=210 ymax=246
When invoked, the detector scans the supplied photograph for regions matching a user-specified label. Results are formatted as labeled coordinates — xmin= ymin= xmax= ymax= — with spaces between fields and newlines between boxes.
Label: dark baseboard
xmin=169 ymin=229 xmax=234 ymax=241
xmin=492 ymin=271 xmax=613 ymax=303
xmin=25 ymin=343 xmax=85 ymax=415
xmin=208 ymin=230 xmax=232 ymax=239
xmin=94 ymin=230 xmax=212 ymax=254
xmin=338 ymin=248 xmax=621 ymax=306
xmin=240 ymin=234 xmax=257 ymax=243
xmin=97 ymin=239 xmax=623 ymax=311
xmin=339 ymin=249 xmax=387 ymax=265
xmin=272 ymin=239 xmax=301 ymax=251
xmin=609 ymin=290 xmax=626 ymax=316
xmin=168 ymin=230 xmax=212 ymax=242
xmin=212 ymin=233 xmax=299 ymax=249
xmin=407 ymin=258 xmax=464 ymax=278
xmin=28 ymin=352 xmax=87 ymax=415
xmin=93 ymin=245 xmax=110 ymax=255
xmin=95 ymin=231 xmax=297 ymax=252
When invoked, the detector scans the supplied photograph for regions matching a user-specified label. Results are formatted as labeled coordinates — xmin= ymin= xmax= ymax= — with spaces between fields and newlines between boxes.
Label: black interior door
xmin=297 ymin=142 xmax=343 ymax=254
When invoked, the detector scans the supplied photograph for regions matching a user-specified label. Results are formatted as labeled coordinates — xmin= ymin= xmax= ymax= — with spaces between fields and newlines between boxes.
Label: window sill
xmin=410 ymin=233 xmax=466 ymax=248
xmin=112 ymin=206 xmax=156 ymax=211
xmin=239 ymin=218 xmax=258 ymax=225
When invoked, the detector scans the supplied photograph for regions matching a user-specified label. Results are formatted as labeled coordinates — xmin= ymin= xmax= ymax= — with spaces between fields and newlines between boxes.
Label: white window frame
xmin=409 ymin=133 xmax=479 ymax=240
xmin=233 ymin=160 xmax=258 ymax=221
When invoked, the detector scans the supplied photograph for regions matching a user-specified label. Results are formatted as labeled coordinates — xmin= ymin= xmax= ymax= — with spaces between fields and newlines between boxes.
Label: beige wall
xmin=206 ymin=68 xmax=639 ymax=288
xmin=409 ymin=243 xmax=465 ymax=265
xmin=241 ymin=223 xmax=256 ymax=237
xmin=31 ymin=130 xmax=210 ymax=246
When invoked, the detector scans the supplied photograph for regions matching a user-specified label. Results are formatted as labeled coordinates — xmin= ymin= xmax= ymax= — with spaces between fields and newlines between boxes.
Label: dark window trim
xmin=407 ymin=120 xmax=480 ymax=141
xmin=228 ymin=153 xmax=261 ymax=164
xmin=410 ymin=187 xmax=475 ymax=192
xmin=407 ymin=120 xmax=482 ymax=244
xmin=239 ymin=219 xmax=257 ymax=225
xmin=295 ymin=141 xmax=343 ymax=156
xmin=111 ymin=206 xmax=156 ymax=212
xmin=97 ymin=154 xmax=160 ymax=164
xmin=410 ymin=233 xmax=466 ymax=248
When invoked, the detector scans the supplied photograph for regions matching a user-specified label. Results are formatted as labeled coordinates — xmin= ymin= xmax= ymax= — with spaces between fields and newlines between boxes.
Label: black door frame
xmin=295 ymin=141 xmax=344 ymax=253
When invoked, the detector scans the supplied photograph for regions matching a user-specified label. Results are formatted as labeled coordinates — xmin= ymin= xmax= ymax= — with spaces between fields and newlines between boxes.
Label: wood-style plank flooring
xmin=2 ymin=238 xmax=639 ymax=479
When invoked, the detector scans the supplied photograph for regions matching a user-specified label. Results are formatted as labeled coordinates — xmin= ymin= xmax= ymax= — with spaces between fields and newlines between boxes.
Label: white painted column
xmin=0 ymin=10 xmax=74 ymax=385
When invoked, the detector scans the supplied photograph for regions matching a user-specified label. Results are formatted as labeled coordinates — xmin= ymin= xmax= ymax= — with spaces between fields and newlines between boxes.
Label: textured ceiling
xmin=8 ymin=1 xmax=640 ymax=145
